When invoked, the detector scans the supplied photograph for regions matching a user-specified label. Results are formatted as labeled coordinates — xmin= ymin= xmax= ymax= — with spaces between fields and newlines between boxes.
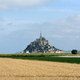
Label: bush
xmin=71 ymin=49 xmax=78 ymax=54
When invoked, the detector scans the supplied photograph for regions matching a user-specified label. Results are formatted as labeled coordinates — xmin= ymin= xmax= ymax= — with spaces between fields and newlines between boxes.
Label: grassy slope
xmin=0 ymin=53 xmax=80 ymax=64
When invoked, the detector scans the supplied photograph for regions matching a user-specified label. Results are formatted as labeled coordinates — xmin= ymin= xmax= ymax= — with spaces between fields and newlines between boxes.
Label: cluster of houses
xmin=22 ymin=34 xmax=64 ymax=54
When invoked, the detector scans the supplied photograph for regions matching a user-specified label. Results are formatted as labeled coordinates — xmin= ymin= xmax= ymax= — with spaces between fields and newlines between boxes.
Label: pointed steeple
xmin=40 ymin=33 xmax=42 ymax=39
xmin=40 ymin=33 xmax=43 ymax=45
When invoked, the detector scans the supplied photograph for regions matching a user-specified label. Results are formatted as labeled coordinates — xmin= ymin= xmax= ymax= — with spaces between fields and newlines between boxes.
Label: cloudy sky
xmin=0 ymin=0 xmax=80 ymax=53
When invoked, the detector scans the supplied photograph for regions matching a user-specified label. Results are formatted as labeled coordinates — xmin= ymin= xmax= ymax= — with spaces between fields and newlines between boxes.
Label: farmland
xmin=0 ymin=58 xmax=80 ymax=80
xmin=0 ymin=53 xmax=80 ymax=80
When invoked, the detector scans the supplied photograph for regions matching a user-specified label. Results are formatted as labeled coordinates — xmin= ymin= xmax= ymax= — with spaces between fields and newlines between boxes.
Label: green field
xmin=0 ymin=53 xmax=80 ymax=64
xmin=0 ymin=53 xmax=80 ymax=57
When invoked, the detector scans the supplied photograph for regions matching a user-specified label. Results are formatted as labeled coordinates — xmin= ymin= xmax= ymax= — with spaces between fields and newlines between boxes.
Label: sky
xmin=0 ymin=0 xmax=80 ymax=53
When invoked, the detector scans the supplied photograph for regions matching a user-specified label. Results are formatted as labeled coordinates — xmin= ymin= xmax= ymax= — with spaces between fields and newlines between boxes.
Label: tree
xmin=71 ymin=49 xmax=78 ymax=54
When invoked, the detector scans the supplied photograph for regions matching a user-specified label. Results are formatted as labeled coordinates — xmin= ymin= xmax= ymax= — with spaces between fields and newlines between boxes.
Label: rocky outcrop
xmin=23 ymin=34 xmax=64 ymax=53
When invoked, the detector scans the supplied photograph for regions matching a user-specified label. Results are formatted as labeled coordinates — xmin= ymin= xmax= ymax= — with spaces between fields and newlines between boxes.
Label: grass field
xmin=0 ymin=58 xmax=80 ymax=80
xmin=0 ymin=53 xmax=80 ymax=64
xmin=0 ymin=53 xmax=79 ymax=57
xmin=0 ymin=53 xmax=80 ymax=57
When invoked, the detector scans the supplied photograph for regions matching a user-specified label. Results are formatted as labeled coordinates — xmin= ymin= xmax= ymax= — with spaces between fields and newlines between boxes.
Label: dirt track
xmin=0 ymin=58 xmax=80 ymax=80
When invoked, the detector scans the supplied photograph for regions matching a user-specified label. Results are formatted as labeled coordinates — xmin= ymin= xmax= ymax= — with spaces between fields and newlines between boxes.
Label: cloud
xmin=0 ymin=18 xmax=5 ymax=22
xmin=40 ymin=7 xmax=80 ymax=13
xmin=1 ymin=15 xmax=80 ymax=38
xmin=0 ymin=0 xmax=51 ymax=10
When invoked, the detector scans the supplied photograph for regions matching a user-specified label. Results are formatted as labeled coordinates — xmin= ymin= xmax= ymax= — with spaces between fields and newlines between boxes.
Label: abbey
xmin=22 ymin=34 xmax=64 ymax=53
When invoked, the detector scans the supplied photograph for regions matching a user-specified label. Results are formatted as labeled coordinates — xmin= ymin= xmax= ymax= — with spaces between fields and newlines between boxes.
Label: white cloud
xmin=63 ymin=29 xmax=80 ymax=34
xmin=67 ymin=15 xmax=80 ymax=22
xmin=40 ymin=7 xmax=80 ymax=13
xmin=50 ymin=34 xmax=64 ymax=38
xmin=52 ymin=15 xmax=80 ymax=27
xmin=1 ymin=15 xmax=80 ymax=38
xmin=0 ymin=0 xmax=51 ymax=9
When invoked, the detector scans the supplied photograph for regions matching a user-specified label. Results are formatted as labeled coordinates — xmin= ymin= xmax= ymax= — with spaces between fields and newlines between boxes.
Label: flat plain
xmin=0 ymin=58 xmax=80 ymax=80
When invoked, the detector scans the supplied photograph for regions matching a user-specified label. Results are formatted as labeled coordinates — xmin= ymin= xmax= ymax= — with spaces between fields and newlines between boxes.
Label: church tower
xmin=40 ymin=33 xmax=43 ymax=45
xmin=40 ymin=33 xmax=42 ymax=40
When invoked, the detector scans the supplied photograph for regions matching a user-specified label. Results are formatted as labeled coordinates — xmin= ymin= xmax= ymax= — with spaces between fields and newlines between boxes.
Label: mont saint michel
xmin=22 ymin=34 xmax=64 ymax=53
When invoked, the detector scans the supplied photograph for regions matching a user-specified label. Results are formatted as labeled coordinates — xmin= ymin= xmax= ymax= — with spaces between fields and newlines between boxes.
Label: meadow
xmin=0 ymin=53 xmax=80 ymax=64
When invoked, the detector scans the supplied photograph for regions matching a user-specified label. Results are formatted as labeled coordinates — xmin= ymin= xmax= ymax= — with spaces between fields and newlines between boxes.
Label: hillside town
xmin=22 ymin=34 xmax=64 ymax=53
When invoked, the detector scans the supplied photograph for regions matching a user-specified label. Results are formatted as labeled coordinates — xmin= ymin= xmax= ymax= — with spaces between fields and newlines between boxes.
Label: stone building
xmin=23 ymin=33 xmax=64 ymax=53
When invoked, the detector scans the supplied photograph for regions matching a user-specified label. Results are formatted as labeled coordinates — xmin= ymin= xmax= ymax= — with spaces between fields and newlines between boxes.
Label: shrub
xmin=71 ymin=49 xmax=78 ymax=54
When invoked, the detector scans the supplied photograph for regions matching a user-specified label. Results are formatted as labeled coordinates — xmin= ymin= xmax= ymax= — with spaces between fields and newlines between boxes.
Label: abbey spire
xmin=40 ymin=33 xmax=42 ymax=40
